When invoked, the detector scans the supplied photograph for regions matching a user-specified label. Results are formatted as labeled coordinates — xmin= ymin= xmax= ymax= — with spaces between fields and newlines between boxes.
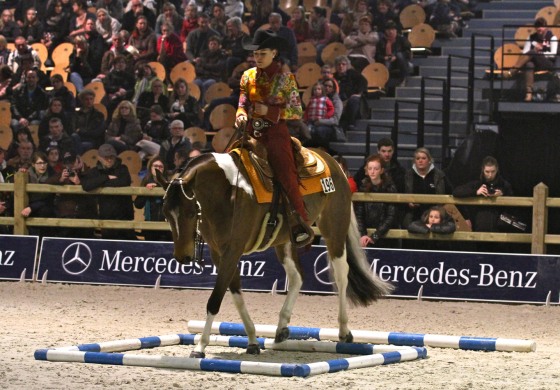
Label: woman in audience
xmin=105 ymin=100 xmax=143 ymax=154
xmin=287 ymin=6 xmax=310 ymax=44
xmin=43 ymin=0 xmax=71 ymax=52
xmin=128 ymin=15 xmax=158 ymax=64
xmin=344 ymin=15 xmax=378 ymax=72
xmin=137 ymin=78 xmax=169 ymax=125
xmin=68 ymin=0 xmax=95 ymax=39
xmin=354 ymin=154 xmax=397 ymax=247
xmin=38 ymin=98 xmax=74 ymax=140
xmin=20 ymin=7 xmax=44 ymax=44
xmin=0 ymin=64 xmax=12 ymax=100
xmin=46 ymin=146 xmax=64 ymax=174
xmin=155 ymin=2 xmax=183 ymax=37
xmin=134 ymin=156 xmax=172 ymax=242
xmin=156 ymin=21 xmax=187 ymax=72
xmin=308 ymin=6 xmax=331 ymax=64
xmin=95 ymin=8 xmax=121 ymax=45
xmin=168 ymin=77 xmax=201 ymax=129
xmin=68 ymin=35 xmax=96 ymax=92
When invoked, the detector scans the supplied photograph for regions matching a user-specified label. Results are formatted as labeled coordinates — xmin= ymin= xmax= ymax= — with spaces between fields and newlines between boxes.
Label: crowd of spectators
xmin=0 ymin=0 xmax=494 ymax=245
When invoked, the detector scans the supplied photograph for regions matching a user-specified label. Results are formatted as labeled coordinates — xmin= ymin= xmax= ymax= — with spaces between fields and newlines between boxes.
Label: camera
xmin=68 ymin=169 xmax=76 ymax=178
xmin=487 ymin=183 xmax=496 ymax=195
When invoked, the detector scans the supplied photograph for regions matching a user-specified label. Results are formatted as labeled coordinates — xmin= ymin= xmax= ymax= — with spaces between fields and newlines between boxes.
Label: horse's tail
xmin=345 ymin=204 xmax=394 ymax=306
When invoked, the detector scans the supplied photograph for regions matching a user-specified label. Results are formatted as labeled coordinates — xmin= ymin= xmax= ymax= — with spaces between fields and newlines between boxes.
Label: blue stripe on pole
xmin=200 ymin=358 xmax=242 ymax=373
xmin=414 ymin=347 xmax=428 ymax=358
xmin=34 ymin=349 xmax=49 ymax=360
xmin=227 ymin=336 xmax=249 ymax=348
xmin=382 ymin=351 xmax=404 ymax=364
xmin=179 ymin=333 xmax=196 ymax=345
xmin=280 ymin=363 xmax=298 ymax=377
xmin=77 ymin=343 xmax=101 ymax=352
xmin=327 ymin=358 xmax=350 ymax=373
xmin=140 ymin=336 xmax=162 ymax=349
xmin=286 ymin=326 xmax=321 ymax=340
xmin=84 ymin=352 xmax=124 ymax=365
xmin=388 ymin=333 xmax=425 ymax=347
xmin=459 ymin=337 xmax=496 ymax=351
xmin=336 ymin=342 xmax=374 ymax=355
xmin=218 ymin=322 xmax=245 ymax=336
xmin=293 ymin=364 xmax=311 ymax=377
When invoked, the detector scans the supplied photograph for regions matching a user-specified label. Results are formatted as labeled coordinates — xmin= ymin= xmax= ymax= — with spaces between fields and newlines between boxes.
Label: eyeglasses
xmin=152 ymin=164 xmax=164 ymax=169
xmin=35 ymin=161 xmax=47 ymax=165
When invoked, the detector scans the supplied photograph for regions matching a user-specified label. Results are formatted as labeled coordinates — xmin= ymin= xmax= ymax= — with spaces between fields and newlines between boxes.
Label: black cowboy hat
xmin=242 ymin=29 xmax=287 ymax=51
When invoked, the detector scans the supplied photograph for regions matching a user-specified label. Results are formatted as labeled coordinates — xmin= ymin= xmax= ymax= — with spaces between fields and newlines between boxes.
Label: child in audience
xmin=407 ymin=205 xmax=456 ymax=235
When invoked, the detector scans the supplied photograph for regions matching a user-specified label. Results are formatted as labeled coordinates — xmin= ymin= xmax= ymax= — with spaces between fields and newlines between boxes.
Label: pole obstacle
xmin=187 ymin=321 xmax=537 ymax=353
xmin=34 ymin=333 xmax=427 ymax=378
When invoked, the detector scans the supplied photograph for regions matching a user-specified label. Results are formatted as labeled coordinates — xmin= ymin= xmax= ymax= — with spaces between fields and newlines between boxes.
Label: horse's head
xmin=156 ymin=168 xmax=199 ymax=264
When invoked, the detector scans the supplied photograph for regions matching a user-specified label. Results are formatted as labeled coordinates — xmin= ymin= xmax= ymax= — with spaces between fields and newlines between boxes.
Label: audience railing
xmin=1 ymin=174 xmax=558 ymax=255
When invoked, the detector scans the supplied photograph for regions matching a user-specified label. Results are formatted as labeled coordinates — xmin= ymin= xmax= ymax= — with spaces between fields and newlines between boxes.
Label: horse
xmin=157 ymin=147 xmax=393 ymax=358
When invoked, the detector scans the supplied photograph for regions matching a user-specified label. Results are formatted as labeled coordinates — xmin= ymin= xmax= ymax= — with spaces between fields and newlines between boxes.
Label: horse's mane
xmin=166 ymin=153 xmax=216 ymax=210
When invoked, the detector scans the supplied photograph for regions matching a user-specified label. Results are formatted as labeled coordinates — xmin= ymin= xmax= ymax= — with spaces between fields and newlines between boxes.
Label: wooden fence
xmin=1 ymin=173 xmax=559 ymax=254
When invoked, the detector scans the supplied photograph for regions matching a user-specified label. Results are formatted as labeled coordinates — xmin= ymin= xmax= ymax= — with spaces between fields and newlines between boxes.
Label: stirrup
xmin=291 ymin=224 xmax=314 ymax=247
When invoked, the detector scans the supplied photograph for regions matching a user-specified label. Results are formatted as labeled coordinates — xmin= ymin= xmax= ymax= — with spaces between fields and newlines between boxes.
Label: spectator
xmin=224 ymin=0 xmax=244 ymax=19
xmin=99 ymin=33 xmax=135 ymax=77
xmin=403 ymin=147 xmax=452 ymax=228
xmin=287 ymin=6 xmax=310 ymax=44
xmin=247 ymin=0 xmax=274 ymax=34
xmin=0 ymin=35 xmax=10 ymax=65
xmin=9 ymin=52 xmax=48 ymax=91
xmin=122 ymin=0 xmax=156 ymax=32
xmin=267 ymin=13 xmax=298 ymax=71
xmin=156 ymin=21 xmax=187 ymax=72
xmin=7 ymin=140 xmax=34 ymax=172
xmin=95 ymin=0 xmax=124 ymax=22
xmin=334 ymin=154 xmax=358 ymax=193
xmin=131 ymin=62 xmax=159 ymax=106
xmin=6 ymin=127 xmax=36 ymax=161
xmin=308 ymin=7 xmax=332 ymax=65
xmin=136 ymin=104 xmax=170 ymax=160
xmin=155 ymin=2 xmax=183 ymax=37
xmin=72 ymin=89 xmax=106 ymax=153
xmin=7 ymin=36 xmax=41 ymax=74
xmin=507 ymin=18 xmax=558 ymax=102
xmin=453 ymin=156 xmax=513 ymax=233
xmin=373 ymin=0 xmax=400 ymax=33
xmin=0 ymin=64 xmax=12 ymax=100
xmin=42 ymin=0 xmax=71 ymax=52
xmin=222 ymin=16 xmax=250 ymax=77
xmin=320 ymin=64 xmax=340 ymax=93
xmin=39 ymin=98 xmax=75 ymax=140
xmin=186 ymin=13 xmax=220 ymax=63
xmin=20 ymin=7 xmax=43 ymax=44
xmin=159 ymin=119 xmax=191 ymax=171
xmin=47 ymin=74 xmax=77 ymax=115
xmin=355 ymin=137 xmax=406 ymax=192
xmin=15 ymin=1 xmax=47 ymax=25
xmin=46 ymin=146 xmax=64 ymax=174
xmin=0 ymin=10 xmax=21 ymax=43
xmin=330 ymin=0 xmax=349 ymax=28
xmin=68 ymin=0 xmax=96 ymax=39
xmin=68 ymin=35 xmax=98 ymax=92
xmin=102 ymin=55 xmax=136 ymax=116
xmin=95 ymin=8 xmax=122 ymax=45
xmin=344 ymin=15 xmax=378 ymax=72
xmin=128 ymin=15 xmax=158 ymax=64
xmin=333 ymin=55 xmax=367 ymax=131
xmin=375 ymin=20 xmax=411 ymax=87
xmin=10 ymin=69 xmax=49 ymax=132
xmin=193 ymin=35 xmax=227 ymax=102
xmin=105 ymin=100 xmax=143 ymax=154
xmin=81 ymin=143 xmax=136 ymax=240
xmin=304 ymin=82 xmax=335 ymax=150
xmin=134 ymin=156 xmax=172 ymax=242
xmin=209 ymin=2 xmax=228 ymax=37
xmin=168 ymin=77 xmax=202 ymax=128
xmin=137 ymin=78 xmax=169 ymax=124
xmin=20 ymin=151 xmax=56 ymax=237
xmin=38 ymin=117 xmax=75 ymax=155
xmin=172 ymin=146 xmax=191 ymax=174
xmin=407 ymin=205 xmax=456 ymax=234
xmin=354 ymin=154 xmax=397 ymax=247
xmin=52 ymin=149 xmax=98 ymax=238
xmin=179 ymin=3 xmax=199 ymax=43
xmin=428 ymin=0 xmax=462 ymax=38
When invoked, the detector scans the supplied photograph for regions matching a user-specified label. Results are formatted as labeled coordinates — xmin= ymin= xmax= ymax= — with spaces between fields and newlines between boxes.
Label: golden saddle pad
xmin=230 ymin=138 xmax=332 ymax=204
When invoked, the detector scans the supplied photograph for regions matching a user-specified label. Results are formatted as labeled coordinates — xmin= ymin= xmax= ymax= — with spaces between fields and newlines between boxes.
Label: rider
xmin=235 ymin=30 xmax=314 ymax=247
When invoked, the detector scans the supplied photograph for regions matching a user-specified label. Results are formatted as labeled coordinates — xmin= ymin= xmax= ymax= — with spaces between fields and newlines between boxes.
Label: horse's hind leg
xmin=229 ymin=271 xmax=260 ymax=354
xmin=329 ymin=244 xmax=353 ymax=343
xmin=273 ymin=242 xmax=303 ymax=343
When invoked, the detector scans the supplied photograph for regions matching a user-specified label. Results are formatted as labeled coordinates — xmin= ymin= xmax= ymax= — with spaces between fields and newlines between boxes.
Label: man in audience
xmin=375 ymin=20 xmax=411 ymax=87
xmin=186 ymin=13 xmax=220 ymax=64
xmin=267 ymin=12 xmax=298 ymax=72
xmin=39 ymin=118 xmax=75 ymax=156
xmin=10 ymin=68 xmax=49 ymax=132
xmin=159 ymin=120 xmax=191 ymax=172
xmin=333 ymin=55 xmax=367 ymax=132
xmin=7 ymin=140 xmax=34 ymax=172
xmin=122 ymin=0 xmax=156 ymax=32
xmin=81 ymin=143 xmax=136 ymax=240
xmin=72 ymin=89 xmax=106 ymax=153
xmin=7 ymin=36 xmax=41 ymax=73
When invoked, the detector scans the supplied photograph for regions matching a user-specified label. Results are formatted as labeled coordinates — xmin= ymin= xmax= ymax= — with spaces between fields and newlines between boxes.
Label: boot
xmin=290 ymin=214 xmax=314 ymax=248
xmin=524 ymin=89 xmax=533 ymax=102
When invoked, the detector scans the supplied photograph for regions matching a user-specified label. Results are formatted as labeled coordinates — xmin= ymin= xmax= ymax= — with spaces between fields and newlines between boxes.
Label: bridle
xmin=164 ymin=177 xmax=205 ymax=262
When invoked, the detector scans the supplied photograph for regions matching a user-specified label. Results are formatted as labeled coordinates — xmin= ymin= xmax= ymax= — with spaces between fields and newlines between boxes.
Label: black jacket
xmin=354 ymin=178 xmax=397 ymax=239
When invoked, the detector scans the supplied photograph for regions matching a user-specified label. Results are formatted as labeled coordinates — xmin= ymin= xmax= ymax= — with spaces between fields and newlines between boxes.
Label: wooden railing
xmin=1 ymin=173 xmax=558 ymax=254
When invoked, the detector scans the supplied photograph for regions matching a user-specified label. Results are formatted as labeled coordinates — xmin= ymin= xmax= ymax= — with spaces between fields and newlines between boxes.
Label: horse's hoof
xmin=274 ymin=327 xmax=290 ymax=343
xmin=246 ymin=344 xmax=260 ymax=355
xmin=340 ymin=331 xmax=353 ymax=343
xmin=190 ymin=351 xmax=205 ymax=359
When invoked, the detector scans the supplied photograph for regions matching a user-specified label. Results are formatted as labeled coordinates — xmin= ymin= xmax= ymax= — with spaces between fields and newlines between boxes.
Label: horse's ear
xmin=155 ymin=169 xmax=169 ymax=188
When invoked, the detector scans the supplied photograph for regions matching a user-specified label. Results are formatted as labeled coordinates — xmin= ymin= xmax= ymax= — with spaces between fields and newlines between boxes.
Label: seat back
xmin=400 ymin=4 xmax=426 ymax=30
xmin=204 ymin=82 xmax=232 ymax=105
xmin=209 ymin=103 xmax=236 ymax=130
xmin=295 ymin=62 xmax=322 ymax=89
xmin=170 ymin=61 xmax=196 ymax=84
xmin=361 ymin=62 xmax=389 ymax=90
xmin=408 ymin=23 xmax=435 ymax=48
xmin=321 ymin=42 xmax=347 ymax=65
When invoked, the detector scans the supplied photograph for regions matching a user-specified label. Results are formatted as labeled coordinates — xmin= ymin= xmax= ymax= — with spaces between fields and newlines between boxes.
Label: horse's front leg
xmin=330 ymin=245 xmax=353 ymax=343
xmin=190 ymin=255 xmax=240 ymax=358
xmin=229 ymin=271 xmax=260 ymax=355
xmin=273 ymin=243 xmax=304 ymax=343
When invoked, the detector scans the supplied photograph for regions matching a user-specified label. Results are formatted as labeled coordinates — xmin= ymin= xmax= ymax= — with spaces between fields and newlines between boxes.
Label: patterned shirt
xmin=237 ymin=61 xmax=303 ymax=123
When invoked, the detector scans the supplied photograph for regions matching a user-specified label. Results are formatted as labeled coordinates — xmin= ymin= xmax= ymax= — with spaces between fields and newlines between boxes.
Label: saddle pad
xmin=235 ymin=149 xmax=332 ymax=204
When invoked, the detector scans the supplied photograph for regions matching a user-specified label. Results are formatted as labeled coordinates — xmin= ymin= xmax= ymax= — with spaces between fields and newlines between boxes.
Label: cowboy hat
xmin=242 ymin=30 xmax=287 ymax=51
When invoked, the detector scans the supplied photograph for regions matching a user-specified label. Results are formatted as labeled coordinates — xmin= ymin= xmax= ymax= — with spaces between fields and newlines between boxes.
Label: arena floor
xmin=2 ymin=282 xmax=559 ymax=389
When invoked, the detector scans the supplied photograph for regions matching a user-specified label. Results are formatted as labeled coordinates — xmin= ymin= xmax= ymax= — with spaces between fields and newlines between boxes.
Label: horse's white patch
xmin=212 ymin=153 xmax=254 ymax=197
xmin=169 ymin=209 xmax=181 ymax=236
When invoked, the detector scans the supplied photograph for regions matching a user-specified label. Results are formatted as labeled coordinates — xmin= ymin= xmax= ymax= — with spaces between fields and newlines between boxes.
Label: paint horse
xmin=157 ymin=145 xmax=392 ymax=358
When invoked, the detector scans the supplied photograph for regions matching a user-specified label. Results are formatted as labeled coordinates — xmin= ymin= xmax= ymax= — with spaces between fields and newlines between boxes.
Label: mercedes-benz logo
xmin=313 ymin=251 xmax=334 ymax=285
xmin=61 ymin=242 xmax=93 ymax=275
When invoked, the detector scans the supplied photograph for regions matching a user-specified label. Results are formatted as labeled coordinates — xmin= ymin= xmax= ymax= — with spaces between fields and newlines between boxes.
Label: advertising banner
xmin=37 ymin=238 xmax=287 ymax=292
xmin=299 ymin=247 xmax=560 ymax=305
xmin=0 ymin=234 xmax=39 ymax=281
